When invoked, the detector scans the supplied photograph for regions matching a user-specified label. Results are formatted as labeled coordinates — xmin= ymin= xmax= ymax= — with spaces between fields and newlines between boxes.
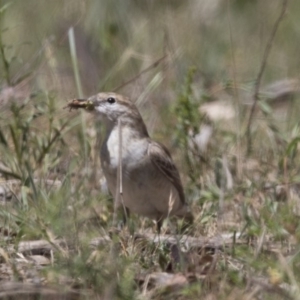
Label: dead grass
xmin=1 ymin=0 xmax=300 ymax=299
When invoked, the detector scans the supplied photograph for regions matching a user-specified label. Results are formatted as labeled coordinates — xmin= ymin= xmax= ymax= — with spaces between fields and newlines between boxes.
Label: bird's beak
xmin=64 ymin=98 xmax=95 ymax=111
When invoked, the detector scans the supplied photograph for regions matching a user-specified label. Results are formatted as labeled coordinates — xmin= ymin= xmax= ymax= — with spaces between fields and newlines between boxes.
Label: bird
xmin=67 ymin=92 xmax=193 ymax=233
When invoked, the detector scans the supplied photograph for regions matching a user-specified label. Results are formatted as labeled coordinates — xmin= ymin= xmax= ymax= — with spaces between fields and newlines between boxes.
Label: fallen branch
xmin=0 ymin=282 xmax=82 ymax=300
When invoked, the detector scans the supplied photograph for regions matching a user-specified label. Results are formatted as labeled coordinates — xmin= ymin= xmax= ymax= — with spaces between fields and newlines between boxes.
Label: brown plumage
xmin=67 ymin=92 xmax=193 ymax=232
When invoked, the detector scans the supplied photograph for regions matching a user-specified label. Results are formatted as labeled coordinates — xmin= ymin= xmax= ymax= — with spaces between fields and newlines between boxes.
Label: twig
xmin=113 ymin=55 xmax=167 ymax=92
xmin=247 ymin=277 xmax=292 ymax=300
xmin=112 ymin=119 xmax=123 ymax=228
xmin=37 ymin=119 xmax=71 ymax=164
xmin=254 ymin=224 xmax=266 ymax=258
xmin=277 ymin=251 xmax=300 ymax=300
xmin=108 ymin=127 xmax=126 ymax=299
xmin=245 ymin=0 xmax=288 ymax=155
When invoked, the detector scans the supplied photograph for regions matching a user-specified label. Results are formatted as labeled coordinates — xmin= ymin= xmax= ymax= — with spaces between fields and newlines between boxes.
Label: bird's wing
xmin=148 ymin=141 xmax=186 ymax=204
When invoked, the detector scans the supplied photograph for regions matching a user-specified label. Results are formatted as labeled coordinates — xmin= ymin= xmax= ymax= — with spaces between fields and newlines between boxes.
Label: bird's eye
xmin=107 ymin=97 xmax=115 ymax=104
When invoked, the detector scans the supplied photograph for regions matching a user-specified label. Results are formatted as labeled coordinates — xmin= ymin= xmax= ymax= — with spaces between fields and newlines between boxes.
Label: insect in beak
xmin=64 ymin=99 xmax=95 ymax=112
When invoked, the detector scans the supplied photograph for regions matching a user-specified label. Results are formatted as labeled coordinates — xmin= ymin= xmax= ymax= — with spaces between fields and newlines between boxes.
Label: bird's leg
xmin=156 ymin=218 xmax=163 ymax=235
xmin=114 ymin=206 xmax=129 ymax=230
xmin=122 ymin=206 xmax=130 ymax=226
xmin=156 ymin=218 xmax=163 ymax=245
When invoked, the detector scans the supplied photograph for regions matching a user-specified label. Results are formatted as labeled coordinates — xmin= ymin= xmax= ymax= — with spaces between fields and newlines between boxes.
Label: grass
xmin=1 ymin=0 xmax=300 ymax=299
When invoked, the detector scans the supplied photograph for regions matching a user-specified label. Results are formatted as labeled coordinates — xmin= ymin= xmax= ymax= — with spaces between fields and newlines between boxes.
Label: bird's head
xmin=89 ymin=92 xmax=141 ymax=121
xmin=67 ymin=93 xmax=141 ymax=121
xmin=66 ymin=92 xmax=148 ymax=134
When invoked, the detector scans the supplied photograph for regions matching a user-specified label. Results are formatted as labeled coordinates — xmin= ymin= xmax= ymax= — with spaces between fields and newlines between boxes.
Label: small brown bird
xmin=67 ymin=92 xmax=193 ymax=232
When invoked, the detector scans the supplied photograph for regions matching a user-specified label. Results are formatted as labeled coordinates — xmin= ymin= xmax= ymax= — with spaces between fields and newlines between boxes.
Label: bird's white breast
xmin=106 ymin=126 xmax=147 ymax=168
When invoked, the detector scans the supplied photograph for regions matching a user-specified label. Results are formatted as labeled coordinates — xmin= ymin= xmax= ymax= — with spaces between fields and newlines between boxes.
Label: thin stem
xmin=68 ymin=27 xmax=83 ymax=98
xmin=0 ymin=2 xmax=12 ymax=86
xmin=112 ymin=119 xmax=127 ymax=227
xmin=113 ymin=55 xmax=166 ymax=92
xmin=227 ymin=0 xmax=242 ymax=179
xmin=246 ymin=0 xmax=288 ymax=155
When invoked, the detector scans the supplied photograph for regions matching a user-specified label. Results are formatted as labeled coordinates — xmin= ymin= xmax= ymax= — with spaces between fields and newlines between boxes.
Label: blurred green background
xmin=2 ymin=0 xmax=300 ymax=102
